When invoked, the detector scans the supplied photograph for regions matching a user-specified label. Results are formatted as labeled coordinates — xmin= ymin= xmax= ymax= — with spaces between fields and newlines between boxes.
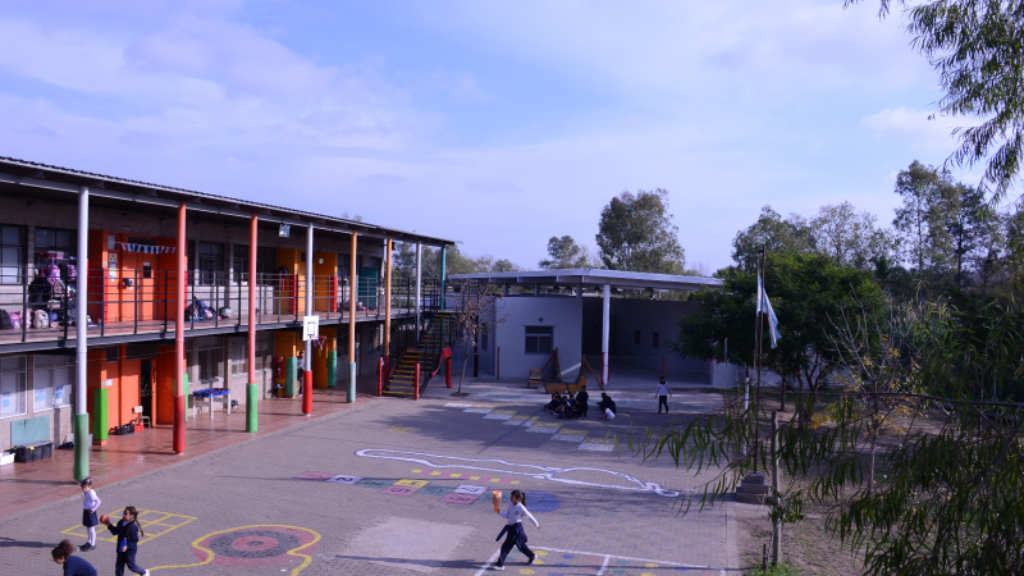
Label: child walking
xmin=79 ymin=477 xmax=100 ymax=551
xmin=491 ymin=490 xmax=539 ymax=571
xmin=104 ymin=506 xmax=150 ymax=576
xmin=52 ymin=539 xmax=98 ymax=576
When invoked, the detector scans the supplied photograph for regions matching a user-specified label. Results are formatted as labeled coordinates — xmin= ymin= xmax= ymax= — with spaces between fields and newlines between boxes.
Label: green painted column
xmin=73 ymin=413 xmax=89 ymax=480
xmin=347 ymin=362 xmax=356 ymax=403
xmin=92 ymin=389 xmax=108 ymax=444
xmin=285 ymin=357 xmax=297 ymax=397
xmin=183 ymin=373 xmax=189 ymax=422
xmin=246 ymin=383 xmax=258 ymax=433
xmin=327 ymin=350 xmax=338 ymax=388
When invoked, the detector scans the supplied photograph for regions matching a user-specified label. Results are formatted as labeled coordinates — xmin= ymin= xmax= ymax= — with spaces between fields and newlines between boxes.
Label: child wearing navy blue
xmin=104 ymin=507 xmax=149 ymax=576
xmin=491 ymin=490 xmax=539 ymax=570
xmin=78 ymin=477 xmax=100 ymax=551
xmin=52 ymin=539 xmax=97 ymax=576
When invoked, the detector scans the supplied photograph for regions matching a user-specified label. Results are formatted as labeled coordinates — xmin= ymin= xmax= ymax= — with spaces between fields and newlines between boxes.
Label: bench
xmin=544 ymin=372 xmax=586 ymax=395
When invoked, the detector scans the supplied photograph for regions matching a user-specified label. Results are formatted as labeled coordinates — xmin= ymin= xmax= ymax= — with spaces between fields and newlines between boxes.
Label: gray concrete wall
xmin=489 ymin=295 xmax=582 ymax=380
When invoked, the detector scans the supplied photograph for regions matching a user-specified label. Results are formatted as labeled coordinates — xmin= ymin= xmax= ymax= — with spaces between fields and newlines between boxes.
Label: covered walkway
xmin=0 ymin=375 xmax=382 ymax=520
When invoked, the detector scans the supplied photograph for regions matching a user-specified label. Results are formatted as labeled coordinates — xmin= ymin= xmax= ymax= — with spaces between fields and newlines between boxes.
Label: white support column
xmin=415 ymin=242 xmax=422 ymax=341
xmin=305 ymin=225 xmax=314 ymax=362
xmin=601 ymin=283 xmax=610 ymax=384
xmin=73 ymin=186 xmax=89 ymax=480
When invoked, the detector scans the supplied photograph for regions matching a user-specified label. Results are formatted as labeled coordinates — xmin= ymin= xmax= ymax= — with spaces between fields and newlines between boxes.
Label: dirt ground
xmin=735 ymin=493 xmax=865 ymax=576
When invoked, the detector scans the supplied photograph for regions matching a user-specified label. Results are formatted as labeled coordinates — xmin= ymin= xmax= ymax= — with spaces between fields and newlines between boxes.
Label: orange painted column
xmin=247 ymin=215 xmax=258 ymax=433
xmin=173 ymin=202 xmax=187 ymax=454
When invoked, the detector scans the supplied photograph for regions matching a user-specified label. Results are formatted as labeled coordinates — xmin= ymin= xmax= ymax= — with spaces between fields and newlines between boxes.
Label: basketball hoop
xmin=312 ymin=335 xmax=327 ymax=356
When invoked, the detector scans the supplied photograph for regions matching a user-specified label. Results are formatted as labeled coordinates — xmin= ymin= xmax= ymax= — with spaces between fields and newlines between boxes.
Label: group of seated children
xmin=596 ymin=392 xmax=617 ymax=420
xmin=543 ymin=389 xmax=589 ymax=419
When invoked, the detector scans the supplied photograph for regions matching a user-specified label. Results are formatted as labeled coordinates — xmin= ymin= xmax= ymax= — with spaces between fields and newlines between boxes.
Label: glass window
xmin=198 ymin=340 xmax=223 ymax=383
xmin=0 ymin=225 xmax=25 ymax=285
xmin=35 ymin=227 xmax=77 ymax=283
xmin=193 ymin=242 xmax=225 ymax=286
xmin=525 ymin=326 xmax=553 ymax=355
xmin=33 ymin=354 xmax=74 ymax=410
xmin=481 ymin=331 xmax=488 ymax=352
xmin=231 ymin=245 xmax=275 ymax=285
xmin=0 ymin=355 xmax=27 ymax=418
xmin=229 ymin=339 xmax=247 ymax=376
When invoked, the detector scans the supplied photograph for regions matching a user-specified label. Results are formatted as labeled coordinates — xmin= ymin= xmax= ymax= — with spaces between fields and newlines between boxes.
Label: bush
xmin=746 ymin=563 xmax=799 ymax=576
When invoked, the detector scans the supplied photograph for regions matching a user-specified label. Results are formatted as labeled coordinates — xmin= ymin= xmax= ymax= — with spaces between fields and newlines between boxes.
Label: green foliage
xmin=731 ymin=206 xmax=814 ymax=273
xmin=596 ymin=188 xmax=686 ymax=273
xmin=538 ymin=235 xmax=594 ymax=269
xmin=678 ymin=252 xmax=885 ymax=416
xmin=649 ymin=299 xmax=1024 ymax=576
xmin=847 ymin=0 xmax=1024 ymax=199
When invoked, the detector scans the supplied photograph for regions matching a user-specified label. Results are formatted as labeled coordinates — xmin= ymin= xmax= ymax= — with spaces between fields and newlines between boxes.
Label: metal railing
xmin=0 ymin=267 xmax=443 ymax=345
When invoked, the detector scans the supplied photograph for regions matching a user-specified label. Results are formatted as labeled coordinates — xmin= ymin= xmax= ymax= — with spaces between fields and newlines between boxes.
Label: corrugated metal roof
xmin=0 ymin=156 xmax=456 ymax=245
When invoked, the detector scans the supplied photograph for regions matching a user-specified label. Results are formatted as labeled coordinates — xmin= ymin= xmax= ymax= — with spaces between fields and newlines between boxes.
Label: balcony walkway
xmin=0 ymin=307 xmax=422 ymax=350
xmin=0 ymin=374 xmax=385 ymax=520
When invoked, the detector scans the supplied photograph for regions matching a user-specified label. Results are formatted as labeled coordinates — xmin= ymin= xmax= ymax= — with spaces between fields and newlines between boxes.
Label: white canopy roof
xmin=449 ymin=268 xmax=722 ymax=292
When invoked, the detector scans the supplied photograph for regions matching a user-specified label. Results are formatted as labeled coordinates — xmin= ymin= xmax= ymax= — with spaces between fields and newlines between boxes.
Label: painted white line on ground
xmin=354 ymin=448 xmax=681 ymax=497
xmin=531 ymin=546 xmax=731 ymax=575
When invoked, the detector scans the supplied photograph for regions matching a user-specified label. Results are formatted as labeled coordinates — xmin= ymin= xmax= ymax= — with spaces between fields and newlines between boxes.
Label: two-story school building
xmin=0 ymin=157 xmax=452 ymax=468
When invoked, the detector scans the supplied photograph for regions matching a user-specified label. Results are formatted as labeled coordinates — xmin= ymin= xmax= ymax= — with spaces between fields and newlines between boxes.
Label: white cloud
xmin=859 ymin=107 xmax=966 ymax=151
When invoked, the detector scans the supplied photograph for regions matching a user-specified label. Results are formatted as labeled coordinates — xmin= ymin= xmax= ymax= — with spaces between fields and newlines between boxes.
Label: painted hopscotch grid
xmin=296 ymin=471 xmax=543 ymax=510
xmin=552 ymin=429 xmax=588 ymax=443
xmin=484 ymin=410 xmax=517 ymax=420
xmin=475 ymin=546 xmax=730 ymax=576
xmin=505 ymin=416 xmax=538 ymax=426
xmin=579 ymin=438 xmax=617 ymax=452
xmin=526 ymin=422 xmax=561 ymax=434
xmin=62 ymin=509 xmax=196 ymax=546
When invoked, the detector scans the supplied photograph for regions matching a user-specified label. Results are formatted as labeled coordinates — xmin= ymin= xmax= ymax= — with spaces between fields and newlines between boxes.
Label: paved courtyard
xmin=0 ymin=382 xmax=740 ymax=576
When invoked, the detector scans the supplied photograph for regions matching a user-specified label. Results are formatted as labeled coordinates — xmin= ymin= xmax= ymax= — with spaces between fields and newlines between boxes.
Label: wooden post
xmin=771 ymin=410 xmax=781 ymax=565
xmin=496 ymin=346 xmax=501 ymax=380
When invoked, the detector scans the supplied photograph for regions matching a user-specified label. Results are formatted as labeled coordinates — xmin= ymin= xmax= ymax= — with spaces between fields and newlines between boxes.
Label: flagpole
xmin=755 ymin=244 xmax=766 ymax=473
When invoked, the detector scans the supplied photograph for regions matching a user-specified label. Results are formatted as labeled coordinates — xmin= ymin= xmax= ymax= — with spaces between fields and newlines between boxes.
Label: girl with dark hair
xmin=491 ymin=489 xmax=539 ymax=571
xmin=78 ymin=477 xmax=101 ymax=551
xmin=104 ymin=507 xmax=150 ymax=576
xmin=52 ymin=539 xmax=97 ymax=576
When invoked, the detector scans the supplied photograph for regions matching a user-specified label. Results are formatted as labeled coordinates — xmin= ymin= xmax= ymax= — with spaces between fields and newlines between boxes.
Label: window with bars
xmin=0 ymin=224 xmax=25 ymax=285
xmin=229 ymin=339 xmax=247 ymax=376
xmin=198 ymin=339 xmax=224 ymax=382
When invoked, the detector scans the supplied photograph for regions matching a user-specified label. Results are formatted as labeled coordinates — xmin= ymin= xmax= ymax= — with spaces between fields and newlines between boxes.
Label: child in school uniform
xmin=52 ymin=539 xmax=97 ymax=576
xmin=491 ymin=489 xmax=539 ymax=570
xmin=79 ymin=477 xmax=100 ymax=551
xmin=104 ymin=506 xmax=150 ymax=576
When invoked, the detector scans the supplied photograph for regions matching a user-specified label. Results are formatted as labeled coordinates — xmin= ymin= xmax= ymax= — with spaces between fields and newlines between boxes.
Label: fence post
xmin=771 ymin=410 xmax=782 ymax=565
xmin=414 ymin=362 xmax=421 ymax=400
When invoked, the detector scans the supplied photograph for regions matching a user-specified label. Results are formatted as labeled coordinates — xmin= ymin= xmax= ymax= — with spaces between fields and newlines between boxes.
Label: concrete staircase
xmin=383 ymin=311 xmax=455 ymax=398
xmin=735 ymin=471 xmax=770 ymax=504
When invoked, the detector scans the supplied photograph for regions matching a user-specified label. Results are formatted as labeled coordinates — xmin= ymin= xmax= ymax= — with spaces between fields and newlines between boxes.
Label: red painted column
xmin=302 ymin=371 xmax=312 ymax=415
xmin=445 ymin=357 xmax=452 ymax=388
xmin=173 ymin=202 xmax=186 ymax=454
xmin=378 ymin=357 xmax=383 ymax=396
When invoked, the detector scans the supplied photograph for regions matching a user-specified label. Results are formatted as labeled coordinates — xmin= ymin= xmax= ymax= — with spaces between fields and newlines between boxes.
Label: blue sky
xmin=0 ymin=0 xmax=981 ymax=272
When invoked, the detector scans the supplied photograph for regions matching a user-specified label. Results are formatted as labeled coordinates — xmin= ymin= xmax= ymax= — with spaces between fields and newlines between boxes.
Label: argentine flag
xmin=756 ymin=275 xmax=782 ymax=349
